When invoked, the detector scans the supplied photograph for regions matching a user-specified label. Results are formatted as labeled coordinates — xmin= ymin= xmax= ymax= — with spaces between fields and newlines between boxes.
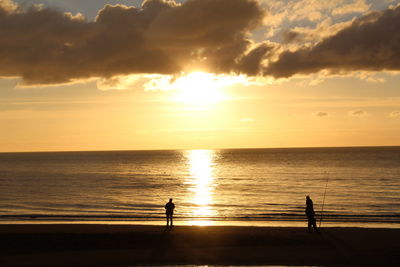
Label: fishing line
xmin=155 ymin=193 xmax=167 ymax=203
xmin=319 ymin=171 xmax=330 ymax=228
xmin=154 ymin=182 xmax=185 ymax=203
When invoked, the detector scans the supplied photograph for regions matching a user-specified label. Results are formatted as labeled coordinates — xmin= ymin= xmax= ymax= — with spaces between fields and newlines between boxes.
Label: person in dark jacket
xmin=165 ymin=198 xmax=175 ymax=229
xmin=306 ymin=195 xmax=319 ymax=233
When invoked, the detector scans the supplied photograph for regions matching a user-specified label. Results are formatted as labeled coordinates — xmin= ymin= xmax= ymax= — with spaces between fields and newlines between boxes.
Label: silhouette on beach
xmin=305 ymin=195 xmax=319 ymax=233
xmin=165 ymin=198 xmax=175 ymax=230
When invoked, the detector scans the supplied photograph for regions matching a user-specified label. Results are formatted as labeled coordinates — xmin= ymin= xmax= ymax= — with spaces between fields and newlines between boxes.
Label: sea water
xmin=0 ymin=147 xmax=399 ymax=226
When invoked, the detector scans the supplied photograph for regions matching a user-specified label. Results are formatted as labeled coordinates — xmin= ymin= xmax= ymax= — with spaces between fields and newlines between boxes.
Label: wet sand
xmin=0 ymin=224 xmax=399 ymax=266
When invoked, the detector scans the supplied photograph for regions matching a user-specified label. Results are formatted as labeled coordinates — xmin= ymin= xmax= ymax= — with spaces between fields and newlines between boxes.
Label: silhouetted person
xmin=165 ymin=198 xmax=175 ymax=230
xmin=306 ymin=195 xmax=319 ymax=233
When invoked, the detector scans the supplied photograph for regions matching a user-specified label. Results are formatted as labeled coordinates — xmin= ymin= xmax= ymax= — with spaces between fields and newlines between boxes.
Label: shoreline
xmin=1 ymin=217 xmax=400 ymax=229
xmin=1 ymin=224 xmax=399 ymax=266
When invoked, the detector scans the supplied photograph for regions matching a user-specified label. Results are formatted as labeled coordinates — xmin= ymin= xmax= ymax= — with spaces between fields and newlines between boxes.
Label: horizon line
xmin=1 ymin=145 xmax=400 ymax=154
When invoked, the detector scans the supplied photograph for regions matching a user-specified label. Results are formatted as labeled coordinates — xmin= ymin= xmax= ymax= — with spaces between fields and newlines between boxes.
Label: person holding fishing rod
xmin=305 ymin=195 xmax=319 ymax=233
xmin=165 ymin=198 xmax=175 ymax=230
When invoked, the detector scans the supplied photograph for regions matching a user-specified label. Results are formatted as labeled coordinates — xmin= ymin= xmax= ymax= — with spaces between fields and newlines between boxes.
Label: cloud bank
xmin=1 ymin=0 xmax=400 ymax=86
xmin=0 ymin=0 xmax=265 ymax=85
xmin=265 ymin=5 xmax=400 ymax=78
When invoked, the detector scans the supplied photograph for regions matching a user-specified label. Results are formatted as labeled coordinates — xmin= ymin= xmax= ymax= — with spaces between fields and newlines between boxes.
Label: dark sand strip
xmin=1 ymin=224 xmax=399 ymax=266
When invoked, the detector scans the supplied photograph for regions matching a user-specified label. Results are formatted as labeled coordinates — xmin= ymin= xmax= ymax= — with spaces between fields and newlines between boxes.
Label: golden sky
xmin=1 ymin=0 xmax=400 ymax=152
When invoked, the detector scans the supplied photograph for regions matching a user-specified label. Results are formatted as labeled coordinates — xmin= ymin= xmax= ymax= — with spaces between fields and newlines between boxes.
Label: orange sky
xmin=1 ymin=0 xmax=400 ymax=152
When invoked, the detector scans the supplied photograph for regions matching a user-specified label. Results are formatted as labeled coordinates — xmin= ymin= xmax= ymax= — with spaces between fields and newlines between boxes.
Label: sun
xmin=171 ymin=72 xmax=230 ymax=105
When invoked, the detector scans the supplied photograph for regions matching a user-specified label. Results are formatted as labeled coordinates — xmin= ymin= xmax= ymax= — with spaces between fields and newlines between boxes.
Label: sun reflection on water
xmin=185 ymin=149 xmax=217 ymax=225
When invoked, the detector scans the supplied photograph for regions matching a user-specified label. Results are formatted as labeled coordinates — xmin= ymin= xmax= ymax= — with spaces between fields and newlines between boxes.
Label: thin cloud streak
xmin=389 ymin=111 xmax=400 ymax=118
xmin=349 ymin=109 xmax=368 ymax=117
xmin=240 ymin=118 xmax=254 ymax=122
xmin=331 ymin=0 xmax=370 ymax=16
xmin=312 ymin=111 xmax=329 ymax=117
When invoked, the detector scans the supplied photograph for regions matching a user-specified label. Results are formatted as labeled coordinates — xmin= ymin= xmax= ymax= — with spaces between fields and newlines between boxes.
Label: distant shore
xmin=1 ymin=224 xmax=399 ymax=266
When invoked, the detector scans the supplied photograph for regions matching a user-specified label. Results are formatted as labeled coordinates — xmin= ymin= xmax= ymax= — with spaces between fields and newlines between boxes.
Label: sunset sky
xmin=1 ymin=0 xmax=400 ymax=152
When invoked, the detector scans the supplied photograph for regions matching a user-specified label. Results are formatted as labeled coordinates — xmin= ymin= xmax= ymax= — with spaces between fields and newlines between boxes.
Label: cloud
xmin=282 ymin=30 xmax=300 ymax=43
xmin=389 ymin=110 xmax=400 ymax=118
xmin=282 ymin=17 xmax=354 ymax=47
xmin=237 ymin=41 xmax=275 ymax=75
xmin=0 ymin=0 xmax=266 ymax=85
xmin=349 ymin=109 xmax=368 ymax=117
xmin=331 ymin=0 xmax=370 ymax=16
xmin=240 ymin=118 xmax=254 ymax=122
xmin=275 ymin=0 xmax=344 ymax=23
xmin=96 ymin=74 xmax=143 ymax=90
xmin=265 ymin=6 xmax=400 ymax=78
xmin=0 ymin=0 xmax=17 ymax=12
xmin=3 ymin=0 xmax=399 ymax=86
xmin=356 ymin=71 xmax=386 ymax=83
xmin=312 ymin=111 xmax=329 ymax=117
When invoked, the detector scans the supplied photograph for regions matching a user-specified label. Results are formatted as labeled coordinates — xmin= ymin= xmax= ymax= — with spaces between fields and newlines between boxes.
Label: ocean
xmin=0 ymin=147 xmax=399 ymax=227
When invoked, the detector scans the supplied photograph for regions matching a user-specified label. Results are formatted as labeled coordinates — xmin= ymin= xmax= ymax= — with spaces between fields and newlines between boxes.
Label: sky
xmin=1 ymin=0 xmax=400 ymax=152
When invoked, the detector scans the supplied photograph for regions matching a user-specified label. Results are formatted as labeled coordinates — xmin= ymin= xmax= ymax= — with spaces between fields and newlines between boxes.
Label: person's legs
xmin=312 ymin=218 xmax=319 ymax=233
xmin=308 ymin=219 xmax=312 ymax=232
xmin=170 ymin=212 xmax=173 ymax=227
xmin=166 ymin=213 xmax=170 ymax=227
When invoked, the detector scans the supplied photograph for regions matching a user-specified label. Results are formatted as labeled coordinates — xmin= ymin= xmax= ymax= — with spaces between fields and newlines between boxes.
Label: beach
xmin=1 ymin=224 xmax=399 ymax=266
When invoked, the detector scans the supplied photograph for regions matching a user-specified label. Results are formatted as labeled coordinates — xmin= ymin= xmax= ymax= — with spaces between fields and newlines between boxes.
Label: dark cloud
xmin=282 ymin=30 xmax=301 ymax=43
xmin=0 ymin=0 xmax=265 ymax=85
xmin=314 ymin=111 xmax=329 ymax=117
xmin=237 ymin=42 xmax=275 ymax=76
xmin=349 ymin=109 xmax=367 ymax=117
xmin=265 ymin=6 xmax=400 ymax=78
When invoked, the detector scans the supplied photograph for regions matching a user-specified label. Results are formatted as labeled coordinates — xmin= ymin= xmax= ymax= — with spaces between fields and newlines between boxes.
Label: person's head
xmin=306 ymin=195 xmax=310 ymax=200
xmin=169 ymin=198 xmax=173 ymax=202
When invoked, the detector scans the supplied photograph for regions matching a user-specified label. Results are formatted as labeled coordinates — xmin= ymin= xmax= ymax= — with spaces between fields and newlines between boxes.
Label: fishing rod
xmin=319 ymin=171 xmax=330 ymax=228
xmin=155 ymin=192 xmax=167 ymax=203
xmin=155 ymin=192 xmax=180 ymax=213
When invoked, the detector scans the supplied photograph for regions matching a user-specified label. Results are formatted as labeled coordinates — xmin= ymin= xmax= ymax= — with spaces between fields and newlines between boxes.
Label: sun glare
xmin=185 ymin=149 xmax=217 ymax=224
xmin=171 ymin=72 xmax=240 ymax=105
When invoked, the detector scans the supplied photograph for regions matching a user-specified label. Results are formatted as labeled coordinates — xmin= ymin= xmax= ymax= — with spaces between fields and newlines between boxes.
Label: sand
xmin=0 ymin=224 xmax=399 ymax=266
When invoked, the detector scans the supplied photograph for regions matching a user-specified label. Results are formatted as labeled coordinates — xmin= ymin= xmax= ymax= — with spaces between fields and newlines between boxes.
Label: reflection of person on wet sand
xmin=165 ymin=198 xmax=175 ymax=230
xmin=305 ymin=195 xmax=319 ymax=233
